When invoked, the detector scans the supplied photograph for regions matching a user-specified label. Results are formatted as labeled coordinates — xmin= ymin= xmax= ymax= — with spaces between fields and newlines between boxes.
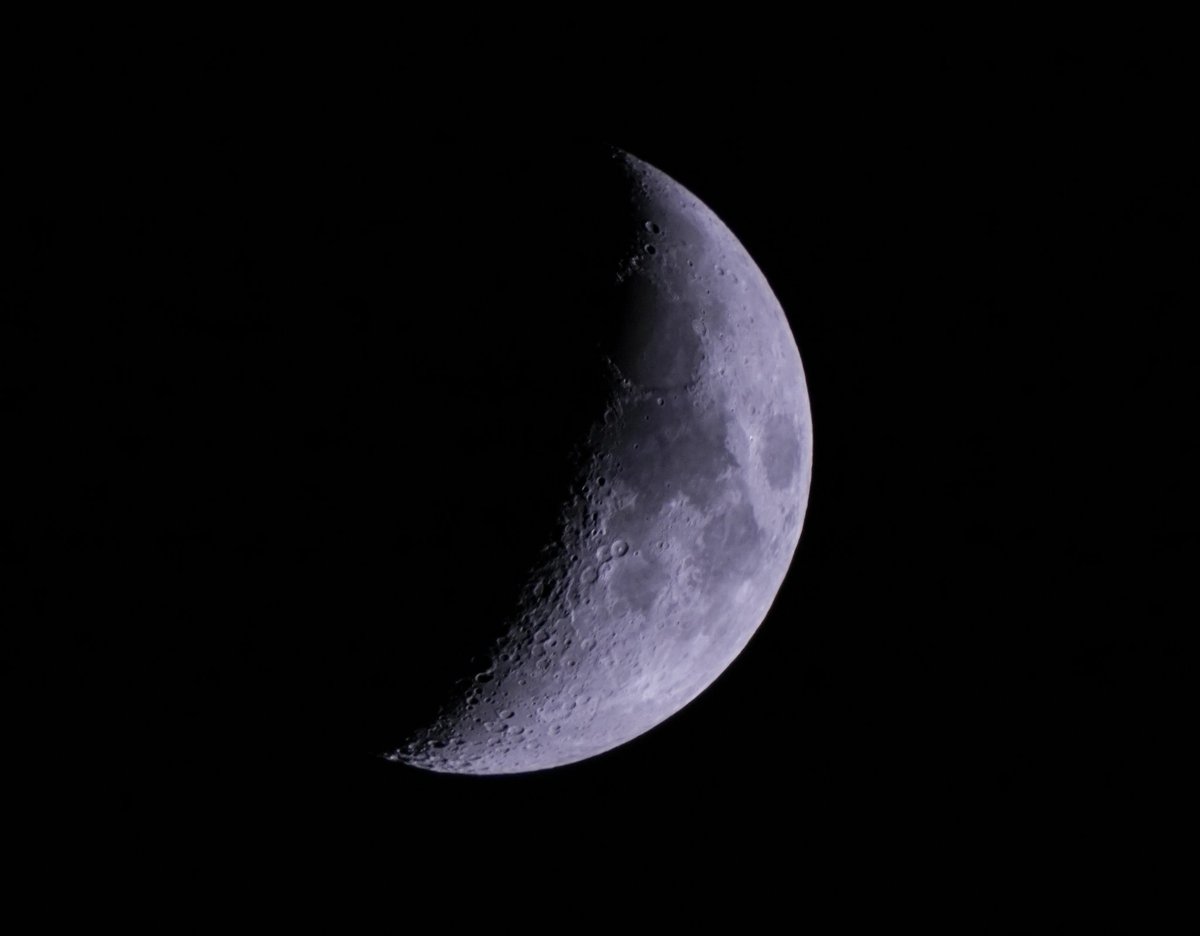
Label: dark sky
xmin=7 ymin=44 xmax=1188 ymax=878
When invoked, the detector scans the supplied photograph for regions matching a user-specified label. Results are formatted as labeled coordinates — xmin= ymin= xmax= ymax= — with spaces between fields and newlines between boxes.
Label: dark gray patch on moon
xmin=698 ymin=497 xmax=763 ymax=580
xmin=762 ymin=413 xmax=804 ymax=490
xmin=388 ymin=148 xmax=813 ymax=775
xmin=611 ymin=396 xmax=735 ymax=519
xmin=610 ymin=279 xmax=704 ymax=391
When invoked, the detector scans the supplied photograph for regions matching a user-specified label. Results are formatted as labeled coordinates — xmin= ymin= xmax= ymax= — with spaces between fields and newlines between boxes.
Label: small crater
xmin=612 ymin=539 xmax=629 ymax=557
xmin=644 ymin=221 xmax=661 ymax=234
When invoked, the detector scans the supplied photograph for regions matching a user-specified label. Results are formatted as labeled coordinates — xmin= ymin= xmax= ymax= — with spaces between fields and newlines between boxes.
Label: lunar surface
xmin=389 ymin=148 xmax=812 ymax=775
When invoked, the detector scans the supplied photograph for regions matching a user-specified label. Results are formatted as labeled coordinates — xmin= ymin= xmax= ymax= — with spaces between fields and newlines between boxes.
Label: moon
xmin=389 ymin=148 xmax=812 ymax=774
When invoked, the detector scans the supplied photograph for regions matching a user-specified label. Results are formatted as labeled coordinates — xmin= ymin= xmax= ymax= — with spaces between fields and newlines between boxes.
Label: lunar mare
xmin=390 ymin=150 xmax=812 ymax=774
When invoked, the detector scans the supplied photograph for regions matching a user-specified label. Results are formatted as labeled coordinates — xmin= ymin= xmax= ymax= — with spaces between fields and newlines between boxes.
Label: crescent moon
xmin=390 ymin=148 xmax=812 ymax=774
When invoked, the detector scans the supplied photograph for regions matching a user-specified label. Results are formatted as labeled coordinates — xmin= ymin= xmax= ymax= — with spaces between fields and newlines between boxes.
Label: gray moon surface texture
xmin=390 ymin=149 xmax=812 ymax=775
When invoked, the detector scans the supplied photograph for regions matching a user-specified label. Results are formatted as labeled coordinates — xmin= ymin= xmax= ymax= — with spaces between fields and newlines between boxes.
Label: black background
xmin=7 ymin=40 xmax=1190 ymax=881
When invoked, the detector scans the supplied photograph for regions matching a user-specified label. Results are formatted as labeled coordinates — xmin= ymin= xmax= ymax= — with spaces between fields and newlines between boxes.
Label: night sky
xmin=7 ymin=43 xmax=1188 ymax=878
